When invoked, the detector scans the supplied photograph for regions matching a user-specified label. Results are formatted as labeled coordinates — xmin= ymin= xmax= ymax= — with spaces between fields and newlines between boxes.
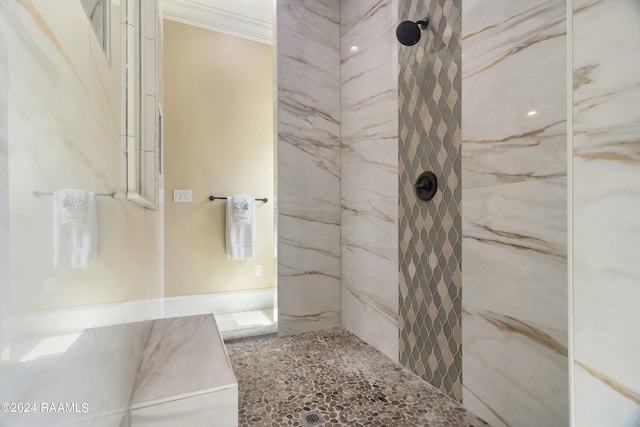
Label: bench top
xmin=131 ymin=314 xmax=237 ymax=408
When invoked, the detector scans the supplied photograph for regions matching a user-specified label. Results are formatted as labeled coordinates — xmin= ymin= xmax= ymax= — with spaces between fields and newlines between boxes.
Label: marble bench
xmin=130 ymin=314 xmax=238 ymax=426
xmin=0 ymin=314 xmax=238 ymax=427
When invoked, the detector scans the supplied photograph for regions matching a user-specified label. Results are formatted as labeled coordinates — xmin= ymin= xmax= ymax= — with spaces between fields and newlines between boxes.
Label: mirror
xmin=123 ymin=0 xmax=162 ymax=209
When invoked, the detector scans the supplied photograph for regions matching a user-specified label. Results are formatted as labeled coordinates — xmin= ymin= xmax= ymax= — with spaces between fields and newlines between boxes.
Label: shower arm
xmin=416 ymin=18 xmax=429 ymax=29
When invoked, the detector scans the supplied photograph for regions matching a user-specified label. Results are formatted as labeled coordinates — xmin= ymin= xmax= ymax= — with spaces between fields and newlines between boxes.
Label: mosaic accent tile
xmin=226 ymin=329 xmax=487 ymax=426
xmin=397 ymin=0 xmax=463 ymax=402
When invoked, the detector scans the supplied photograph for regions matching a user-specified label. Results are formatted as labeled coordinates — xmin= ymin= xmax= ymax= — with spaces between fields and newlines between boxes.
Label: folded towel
xmin=225 ymin=195 xmax=256 ymax=259
xmin=53 ymin=189 xmax=97 ymax=268
xmin=232 ymin=198 xmax=251 ymax=223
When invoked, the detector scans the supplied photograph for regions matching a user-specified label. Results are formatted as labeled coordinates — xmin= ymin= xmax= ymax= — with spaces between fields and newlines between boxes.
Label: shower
xmin=396 ymin=17 xmax=429 ymax=46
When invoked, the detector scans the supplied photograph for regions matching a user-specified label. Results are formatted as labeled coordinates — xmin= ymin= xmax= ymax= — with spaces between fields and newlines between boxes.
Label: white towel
xmin=225 ymin=195 xmax=256 ymax=260
xmin=53 ymin=189 xmax=97 ymax=268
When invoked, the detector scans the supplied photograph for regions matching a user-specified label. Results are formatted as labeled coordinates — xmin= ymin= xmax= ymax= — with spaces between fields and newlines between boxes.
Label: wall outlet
xmin=173 ymin=189 xmax=192 ymax=203
xmin=44 ymin=278 xmax=56 ymax=293
xmin=254 ymin=265 xmax=263 ymax=277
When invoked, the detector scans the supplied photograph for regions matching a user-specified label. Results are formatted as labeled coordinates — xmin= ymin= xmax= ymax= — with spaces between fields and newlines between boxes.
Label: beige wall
xmin=1 ymin=0 xmax=164 ymax=314
xmin=163 ymin=20 xmax=274 ymax=297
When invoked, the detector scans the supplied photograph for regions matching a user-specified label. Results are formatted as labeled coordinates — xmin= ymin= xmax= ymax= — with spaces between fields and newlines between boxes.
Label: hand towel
xmin=53 ymin=189 xmax=97 ymax=268
xmin=225 ymin=195 xmax=256 ymax=259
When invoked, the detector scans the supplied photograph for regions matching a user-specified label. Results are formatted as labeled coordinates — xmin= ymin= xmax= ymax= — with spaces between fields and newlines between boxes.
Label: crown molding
xmin=162 ymin=0 xmax=272 ymax=45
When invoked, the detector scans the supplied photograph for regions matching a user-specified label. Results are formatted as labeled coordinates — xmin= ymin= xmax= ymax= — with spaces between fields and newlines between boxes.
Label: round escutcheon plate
xmin=414 ymin=171 xmax=438 ymax=201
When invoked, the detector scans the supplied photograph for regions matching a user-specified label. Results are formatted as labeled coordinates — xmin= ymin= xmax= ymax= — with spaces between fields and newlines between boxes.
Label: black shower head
xmin=396 ymin=18 xmax=429 ymax=46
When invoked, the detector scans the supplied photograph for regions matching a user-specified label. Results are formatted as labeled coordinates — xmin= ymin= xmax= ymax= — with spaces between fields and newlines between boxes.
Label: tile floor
xmin=226 ymin=329 xmax=488 ymax=427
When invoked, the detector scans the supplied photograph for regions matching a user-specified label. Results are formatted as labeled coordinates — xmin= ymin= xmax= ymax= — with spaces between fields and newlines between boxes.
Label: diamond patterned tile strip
xmin=398 ymin=0 xmax=462 ymax=402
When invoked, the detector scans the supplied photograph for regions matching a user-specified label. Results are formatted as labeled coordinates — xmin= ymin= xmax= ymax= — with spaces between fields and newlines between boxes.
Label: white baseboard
xmin=9 ymin=288 xmax=275 ymax=342
xmin=161 ymin=288 xmax=275 ymax=319
xmin=10 ymin=299 xmax=162 ymax=342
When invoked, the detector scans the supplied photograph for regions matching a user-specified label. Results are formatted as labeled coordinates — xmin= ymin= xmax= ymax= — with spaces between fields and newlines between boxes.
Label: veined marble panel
xmin=6 ymin=0 xmax=92 ymax=99
xmin=573 ymin=0 xmax=640 ymax=424
xmin=462 ymin=178 xmax=567 ymax=332
xmin=340 ymin=141 xmax=397 ymax=203
xmin=340 ymin=0 xmax=397 ymax=165
xmin=279 ymin=270 xmax=340 ymax=335
xmin=131 ymin=315 xmax=236 ymax=406
xmin=461 ymin=0 xmax=568 ymax=422
xmin=341 ymin=199 xmax=398 ymax=359
xmin=1 ymin=0 xmax=163 ymax=316
xmin=278 ymin=205 xmax=340 ymax=275
xmin=278 ymin=124 xmax=340 ymax=206
xmin=0 ymin=15 xmax=9 ymax=361
xmin=131 ymin=388 xmax=238 ymax=427
xmin=339 ymin=0 xmax=399 ymax=361
xmin=462 ymin=307 xmax=568 ymax=427
xmin=278 ymin=202 xmax=341 ymax=335
xmin=341 ymin=199 xmax=397 ymax=303
xmin=0 ymin=0 xmax=164 ymax=421
xmin=277 ymin=0 xmax=340 ymax=207
xmin=277 ymin=0 xmax=341 ymax=335
xmin=278 ymin=302 xmax=340 ymax=336
xmin=462 ymin=0 xmax=566 ymax=189
xmin=340 ymin=288 xmax=398 ymax=362
xmin=574 ymin=362 xmax=640 ymax=427
xmin=0 ymin=321 xmax=152 ymax=427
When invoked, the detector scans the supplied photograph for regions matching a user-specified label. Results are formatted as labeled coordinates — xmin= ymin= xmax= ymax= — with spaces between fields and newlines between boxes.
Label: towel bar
xmin=209 ymin=196 xmax=268 ymax=203
xmin=33 ymin=191 xmax=116 ymax=198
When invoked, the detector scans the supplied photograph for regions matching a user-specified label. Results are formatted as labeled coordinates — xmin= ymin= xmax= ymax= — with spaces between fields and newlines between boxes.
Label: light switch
xmin=254 ymin=265 xmax=263 ymax=277
xmin=173 ymin=189 xmax=192 ymax=203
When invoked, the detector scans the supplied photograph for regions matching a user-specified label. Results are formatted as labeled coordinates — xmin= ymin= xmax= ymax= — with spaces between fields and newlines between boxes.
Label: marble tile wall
xmin=0 ymin=0 xmax=164 ymax=316
xmin=572 ymin=0 xmax=640 ymax=425
xmin=0 ymin=0 xmax=164 ymax=418
xmin=276 ymin=0 xmax=342 ymax=335
xmin=0 ymin=25 xmax=8 ymax=361
xmin=339 ymin=0 xmax=399 ymax=362
xmin=461 ymin=1 xmax=568 ymax=425
xmin=398 ymin=0 xmax=463 ymax=402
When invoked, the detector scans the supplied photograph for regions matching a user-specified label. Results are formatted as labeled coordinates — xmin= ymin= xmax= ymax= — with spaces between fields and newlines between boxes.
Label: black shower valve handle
xmin=414 ymin=171 xmax=438 ymax=201
xmin=416 ymin=181 xmax=431 ymax=192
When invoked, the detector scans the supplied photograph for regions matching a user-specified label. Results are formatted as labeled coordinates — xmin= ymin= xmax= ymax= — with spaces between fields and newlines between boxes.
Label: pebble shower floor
xmin=225 ymin=329 xmax=488 ymax=426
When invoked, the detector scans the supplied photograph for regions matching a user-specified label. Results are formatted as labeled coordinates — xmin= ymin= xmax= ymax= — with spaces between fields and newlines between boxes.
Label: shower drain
xmin=300 ymin=409 xmax=324 ymax=427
